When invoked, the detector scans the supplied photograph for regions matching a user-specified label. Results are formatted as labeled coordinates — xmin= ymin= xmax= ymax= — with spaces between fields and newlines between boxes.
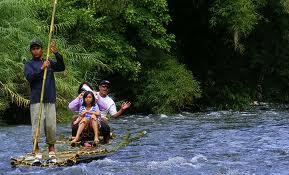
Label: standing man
xmin=24 ymin=39 xmax=65 ymax=155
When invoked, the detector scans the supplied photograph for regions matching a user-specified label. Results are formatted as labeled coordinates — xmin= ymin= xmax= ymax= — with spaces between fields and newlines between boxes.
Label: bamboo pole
xmin=33 ymin=0 xmax=58 ymax=153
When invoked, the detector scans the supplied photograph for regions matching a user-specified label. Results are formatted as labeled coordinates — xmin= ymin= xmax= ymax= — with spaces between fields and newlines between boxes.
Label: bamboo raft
xmin=11 ymin=131 xmax=146 ymax=167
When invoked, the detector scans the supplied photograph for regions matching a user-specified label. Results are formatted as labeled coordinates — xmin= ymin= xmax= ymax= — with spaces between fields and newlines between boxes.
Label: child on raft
xmin=71 ymin=91 xmax=100 ymax=146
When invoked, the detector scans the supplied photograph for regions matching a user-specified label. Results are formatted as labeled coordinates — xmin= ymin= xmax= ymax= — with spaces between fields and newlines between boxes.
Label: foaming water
xmin=1 ymin=108 xmax=289 ymax=174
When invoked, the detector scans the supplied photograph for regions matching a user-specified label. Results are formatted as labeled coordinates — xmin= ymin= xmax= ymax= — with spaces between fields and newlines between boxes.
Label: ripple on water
xmin=0 ymin=133 xmax=7 ymax=139
xmin=264 ymin=111 xmax=279 ymax=115
xmin=141 ymin=155 xmax=208 ymax=170
xmin=240 ymin=112 xmax=257 ymax=116
xmin=206 ymin=111 xmax=233 ymax=117
xmin=160 ymin=114 xmax=168 ymax=118
xmin=8 ymin=167 xmax=50 ymax=175
xmin=57 ymin=165 xmax=89 ymax=175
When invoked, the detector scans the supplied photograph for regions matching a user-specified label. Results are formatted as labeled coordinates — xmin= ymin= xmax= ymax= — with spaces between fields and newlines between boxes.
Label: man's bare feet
xmin=48 ymin=144 xmax=55 ymax=152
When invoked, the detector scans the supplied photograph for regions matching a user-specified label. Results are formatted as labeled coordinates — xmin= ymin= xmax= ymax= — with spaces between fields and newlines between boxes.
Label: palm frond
xmin=0 ymin=81 xmax=30 ymax=107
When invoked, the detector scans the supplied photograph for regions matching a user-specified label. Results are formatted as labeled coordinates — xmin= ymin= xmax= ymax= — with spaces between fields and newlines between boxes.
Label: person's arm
xmin=111 ymin=101 xmax=131 ymax=118
xmin=50 ymin=52 xmax=65 ymax=72
xmin=24 ymin=62 xmax=43 ymax=83
xmin=68 ymin=93 xmax=84 ymax=112
xmin=96 ymin=95 xmax=107 ymax=111
xmin=89 ymin=111 xmax=100 ymax=116
xmin=79 ymin=107 xmax=88 ymax=118
xmin=68 ymin=97 xmax=81 ymax=112
xmin=73 ymin=116 xmax=82 ymax=125
xmin=89 ymin=106 xmax=100 ymax=116
xmin=50 ymin=41 xmax=65 ymax=72
xmin=89 ymin=110 xmax=100 ymax=116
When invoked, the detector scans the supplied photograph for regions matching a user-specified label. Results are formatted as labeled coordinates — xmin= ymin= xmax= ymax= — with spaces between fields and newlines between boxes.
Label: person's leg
xmin=71 ymin=115 xmax=79 ymax=137
xmin=99 ymin=121 xmax=111 ymax=144
xmin=91 ymin=115 xmax=99 ymax=143
xmin=71 ymin=118 xmax=88 ymax=143
xmin=84 ymin=120 xmax=94 ymax=141
xmin=30 ymin=103 xmax=44 ymax=153
xmin=44 ymin=103 xmax=56 ymax=152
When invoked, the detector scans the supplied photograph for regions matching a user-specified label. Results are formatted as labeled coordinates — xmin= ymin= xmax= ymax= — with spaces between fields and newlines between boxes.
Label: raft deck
xmin=11 ymin=131 xmax=146 ymax=167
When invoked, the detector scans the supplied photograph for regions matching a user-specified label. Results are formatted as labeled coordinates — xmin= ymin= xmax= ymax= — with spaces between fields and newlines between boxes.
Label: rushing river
xmin=0 ymin=108 xmax=289 ymax=175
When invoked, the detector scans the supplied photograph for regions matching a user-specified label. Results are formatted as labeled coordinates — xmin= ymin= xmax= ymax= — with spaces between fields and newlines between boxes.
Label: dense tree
xmin=0 ymin=0 xmax=201 ymax=119
xmin=4 ymin=0 xmax=289 ymax=119
xmin=169 ymin=0 xmax=289 ymax=109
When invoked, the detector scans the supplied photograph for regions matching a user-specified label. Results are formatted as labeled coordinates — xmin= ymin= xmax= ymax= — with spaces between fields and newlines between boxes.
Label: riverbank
xmin=1 ymin=102 xmax=289 ymax=124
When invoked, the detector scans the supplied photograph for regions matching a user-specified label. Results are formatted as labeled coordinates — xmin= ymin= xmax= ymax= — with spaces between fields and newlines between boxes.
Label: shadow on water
xmin=0 ymin=104 xmax=30 ymax=125
xmin=0 ymin=107 xmax=289 ymax=174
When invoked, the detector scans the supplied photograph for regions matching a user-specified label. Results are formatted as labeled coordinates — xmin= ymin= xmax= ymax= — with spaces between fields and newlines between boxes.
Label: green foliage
xmin=210 ymin=0 xmax=260 ymax=52
xmin=210 ymin=0 xmax=258 ymax=34
xmin=1 ymin=0 xmax=203 ymax=118
xmin=204 ymin=85 xmax=252 ymax=110
xmin=6 ymin=0 xmax=289 ymax=116
xmin=170 ymin=0 xmax=289 ymax=110
xmin=136 ymin=51 xmax=201 ymax=114
xmin=0 ymin=0 xmax=108 ymax=115
xmin=50 ymin=0 xmax=175 ymax=82
xmin=124 ymin=0 xmax=175 ymax=50
xmin=0 ymin=0 xmax=43 ymax=110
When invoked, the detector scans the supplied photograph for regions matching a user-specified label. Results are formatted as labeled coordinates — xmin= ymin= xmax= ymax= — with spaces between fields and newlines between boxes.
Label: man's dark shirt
xmin=24 ymin=52 xmax=65 ymax=104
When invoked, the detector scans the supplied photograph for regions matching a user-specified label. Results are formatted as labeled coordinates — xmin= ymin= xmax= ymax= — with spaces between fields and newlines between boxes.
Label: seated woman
xmin=71 ymin=91 xmax=100 ymax=146
xmin=68 ymin=82 xmax=110 ymax=146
